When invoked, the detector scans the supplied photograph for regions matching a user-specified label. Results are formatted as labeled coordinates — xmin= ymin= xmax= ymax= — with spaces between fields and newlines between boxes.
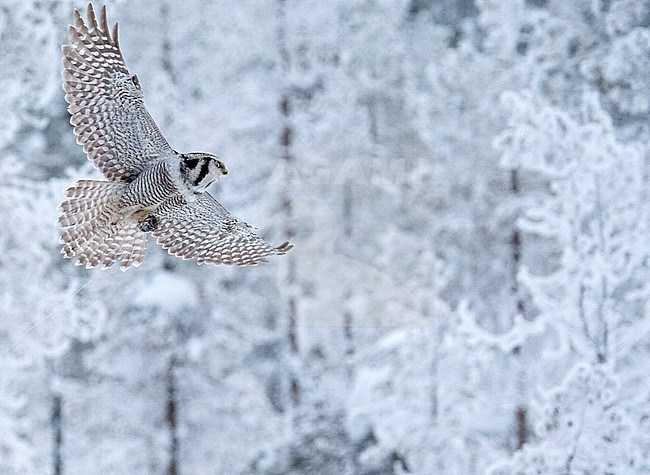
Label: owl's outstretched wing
xmin=152 ymin=193 xmax=293 ymax=266
xmin=62 ymin=4 xmax=172 ymax=182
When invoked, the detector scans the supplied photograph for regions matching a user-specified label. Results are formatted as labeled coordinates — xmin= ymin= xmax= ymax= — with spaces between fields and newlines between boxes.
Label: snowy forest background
xmin=1 ymin=0 xmax=650 ymax=473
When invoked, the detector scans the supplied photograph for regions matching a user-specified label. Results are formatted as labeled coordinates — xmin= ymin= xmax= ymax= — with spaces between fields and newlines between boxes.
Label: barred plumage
xmin=58 ymin=4 xmax=293 ymax=270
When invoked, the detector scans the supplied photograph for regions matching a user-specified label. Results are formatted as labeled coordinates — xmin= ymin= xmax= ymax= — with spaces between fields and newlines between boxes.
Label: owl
xmin=58 ymin=4 xmax=292 ymax=270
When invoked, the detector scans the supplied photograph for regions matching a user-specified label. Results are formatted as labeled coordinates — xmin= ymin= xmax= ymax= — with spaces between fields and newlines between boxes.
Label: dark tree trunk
xmin=510 ymin=168 xmax=528 ymax=449
xmin=166 ymin=357 xmax=179 ymax=475
xmin=516 ymin=406 xmax=528 ymax=450
xmin=51 ymin=393 xmax=63 ymax=475
xmin=277 ymin=0 xmax=300 ymax=409
xmin=510 ymin=168 xmax=525 ymax=314
xmin=343 ymin=182 xmax=354 ymax=383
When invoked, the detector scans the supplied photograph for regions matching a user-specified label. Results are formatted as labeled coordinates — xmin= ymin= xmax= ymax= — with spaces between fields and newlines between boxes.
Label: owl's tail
xmin=57 ymin=180 xmax=148 ymax=271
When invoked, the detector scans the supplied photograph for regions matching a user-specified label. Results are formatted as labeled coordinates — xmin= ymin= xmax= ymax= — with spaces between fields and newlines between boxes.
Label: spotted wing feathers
xmin=58 ymin=180 xmax=148 ymax=270
xmin=65 ymin=221 xmax=148 ymax=271
xmin=153 ymin=193 xmax=293 ymax=266
xmin=62 ymin=4 xmax=172 ymax=182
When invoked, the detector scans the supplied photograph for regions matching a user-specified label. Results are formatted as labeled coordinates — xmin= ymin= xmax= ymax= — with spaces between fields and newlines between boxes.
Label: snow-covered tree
xmin=490 ymin=89 xmax=650 ymax=471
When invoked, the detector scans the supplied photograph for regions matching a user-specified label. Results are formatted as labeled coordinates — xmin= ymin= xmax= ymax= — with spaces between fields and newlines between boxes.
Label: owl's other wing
xmin=152 ymin=193 xmax=293 ymax=266
xmin=62 ymin=4 xmax=173 ymax=182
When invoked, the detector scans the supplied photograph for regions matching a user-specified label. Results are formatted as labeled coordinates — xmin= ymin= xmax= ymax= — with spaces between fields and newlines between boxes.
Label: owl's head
xmin=180 ymin=152 xmax=228 ymax=192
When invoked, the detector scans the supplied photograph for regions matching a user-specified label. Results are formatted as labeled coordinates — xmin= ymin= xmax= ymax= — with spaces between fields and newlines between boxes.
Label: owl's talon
xmin=138 ymin=214 xmax=160 ymax=232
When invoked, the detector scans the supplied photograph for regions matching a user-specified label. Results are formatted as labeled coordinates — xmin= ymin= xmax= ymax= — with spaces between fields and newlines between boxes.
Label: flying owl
xmin=58 ymin=4 xmax=292 ymax=270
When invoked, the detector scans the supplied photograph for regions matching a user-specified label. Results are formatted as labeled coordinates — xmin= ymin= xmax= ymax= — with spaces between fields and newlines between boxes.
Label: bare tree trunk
xmin=277 ymin=0 xmax=300 ymax=410
xmin=516 ymin=405 xmax=528 ymax=450
xmin=342 ymin=178 xmax=355 ymax=385
xmin=160 ymin=2 xmax=176 ymax=86
xmin=51 ymin=393 xmax=63 ymax=475
xmin=510 ymin=168 xmax=528 ymax=450
xmin=166 ymin=356 xmax=179 ymax=475
xmin=510 ymin=169 xmax=525 ymax=315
